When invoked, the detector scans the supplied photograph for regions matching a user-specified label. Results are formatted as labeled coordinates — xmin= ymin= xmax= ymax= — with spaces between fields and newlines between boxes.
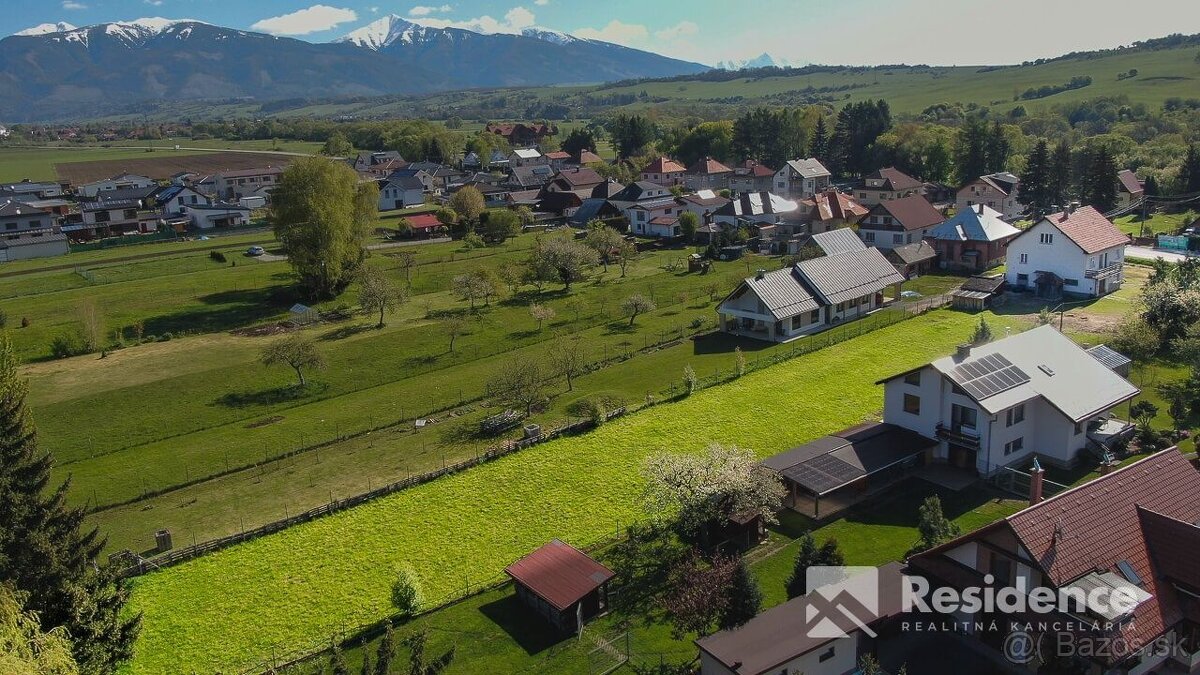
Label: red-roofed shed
xmin=505 ymin=539 xmax=614 ymax=633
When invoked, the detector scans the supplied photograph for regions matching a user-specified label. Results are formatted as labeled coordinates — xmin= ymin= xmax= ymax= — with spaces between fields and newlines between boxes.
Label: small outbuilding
xmin=505 ymin=539 xmax=614 ymax=634
xmin=950 ymin=274 xmax=1005 ymax=310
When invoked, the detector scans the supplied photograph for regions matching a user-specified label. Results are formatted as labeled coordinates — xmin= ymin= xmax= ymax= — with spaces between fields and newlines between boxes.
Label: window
xmin=124 ymin=209 xmax=138 ymax=219
xmin=859 ymin=192 xmax=867 ymax=199
xmin=864 ymin=231 xmax=875 ymax=242
xmin=836 ymin=302 xmax=845 ymax=312
xmin=1039 ymin=232 xmax=1054 ymax=244
xmin=810 ymin=309 xmax=820 ymax=323
xmin=1017 ymin=273 xmax=1029 ymax=283
xmin=819 ymin=646 xmax=836 ymax=663
xmin=94 ymin=210 xmax=110 ymax=223
xmin=3 ymin=223 xmax=14 ymax=231
xmin=991 ymin=553 xmax=1013 ymax=585
xmin=1019 ymin=253 xmax=1028 ymax=264
xmin=892 ymin=233 xmax=904 ymax=244
xmin=1004 ymin=437 xmax=1024 ymax=455
xmin=1064 ymin=278 xmax=1079 ymax=287
xmin=904 ymin=371 xmax=921 ymax=386
xmin=27 ymin=219 xmax=40 ymax=229
xmin=882 ymin=216 xmax=893 ymax=225
xmin=1006 ymin=404 xmax=1025 ymax=427
xmin=952 ymin=403 xmax=977 ymax=430
xmin=903 ymin=393 xmax=921 ymax=415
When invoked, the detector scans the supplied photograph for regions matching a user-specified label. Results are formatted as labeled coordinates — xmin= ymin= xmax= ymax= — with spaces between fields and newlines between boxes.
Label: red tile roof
xmin=1117 ymin=169 xmax=1143 ymax=196
xmin=871 ymin=194 xmax=945 ymax=231
xmin=915 ymin=451 xmax=1200 ymax=665
xmin=551 ymin=167 xmax=604 ymax=188
xmin=505 ymin=540 xmax=614 ymax=611
xmin=642 ymin=156 xmax=686 ymax=174
xmin=404 ymin=213 xmax=441 ymax=230
xmin=649 ymin=215 xmax=680 ymax=225
xmin=687 ymin=157 xmax=733 ymax=175
xmin=574 ymin=150 xmax=604 ymax=165
xmin=802 ymin=189 xmax=868 ymax=222
xmin=1042 ymin=206 xmax=1129 ymax=254
xmin=545 ymin=151 xmax=571 ymax=160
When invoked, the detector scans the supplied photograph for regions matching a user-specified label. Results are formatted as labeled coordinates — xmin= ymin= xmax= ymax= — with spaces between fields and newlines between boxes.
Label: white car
xmin=246 ymin=246 xmax=266 ymax=256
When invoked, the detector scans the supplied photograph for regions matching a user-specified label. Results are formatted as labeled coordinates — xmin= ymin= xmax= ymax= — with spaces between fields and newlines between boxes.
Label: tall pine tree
xmin=375 ymin=622 xmax=395 ymax=675
xmin=1048 ymin=140 xmax=1073 ymax=209
xmin=1021 ymin=139 xmax=1052 ymax=213
xmin=1180 ymin=143 xmax=1200 ymax=194
xmin=954 ymin=115 xmax=990 ymax=184
xmin=0 ymin=334 xmax=139 ymax=673
xmin=1086 ymin=147 xmax=1119 ymax=213
xmin=985 ymin=122 xmax=1010 ymax=174
xmin=809 ymin=115 xmax=829 ymax=161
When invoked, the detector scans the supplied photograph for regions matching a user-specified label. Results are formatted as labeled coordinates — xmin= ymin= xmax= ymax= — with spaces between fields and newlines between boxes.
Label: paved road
xmin=1126 ymin=245 xmax=1191 ymax=263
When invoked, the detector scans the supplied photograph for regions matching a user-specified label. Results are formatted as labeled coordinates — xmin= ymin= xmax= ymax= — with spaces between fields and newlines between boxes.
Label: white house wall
xmin=1006 ymin=220 xmax=1124 ymax=297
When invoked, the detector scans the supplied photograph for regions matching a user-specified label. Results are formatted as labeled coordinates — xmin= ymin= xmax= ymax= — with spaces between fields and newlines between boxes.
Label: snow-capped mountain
xmin=335 ymin=15 xmax=468 ymax=51
xmin=715 ymin=53 xmax=804 ymax=70
xmin=0 ymin=16 xmax=705 ymax=121
xmin=13 ymin=22 xmax=77 ymax=37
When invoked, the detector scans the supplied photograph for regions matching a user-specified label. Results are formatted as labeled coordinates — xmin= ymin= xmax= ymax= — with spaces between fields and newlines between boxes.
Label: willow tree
xmin=270 ymin=157 xmax=379 ymax=299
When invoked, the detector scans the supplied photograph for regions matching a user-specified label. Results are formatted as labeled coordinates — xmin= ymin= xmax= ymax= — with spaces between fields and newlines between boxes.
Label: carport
xmin=762 ymin=422 xmax=937 ymax=519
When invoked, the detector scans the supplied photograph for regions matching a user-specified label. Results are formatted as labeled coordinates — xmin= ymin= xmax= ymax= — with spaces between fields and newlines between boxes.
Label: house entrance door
xmin=948 ymin=444 xmax=977 ymax=473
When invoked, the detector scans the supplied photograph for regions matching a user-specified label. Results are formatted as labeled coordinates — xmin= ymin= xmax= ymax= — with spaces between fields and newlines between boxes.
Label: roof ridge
xmin=1007 ymin=449 xmax=1183 ymax=522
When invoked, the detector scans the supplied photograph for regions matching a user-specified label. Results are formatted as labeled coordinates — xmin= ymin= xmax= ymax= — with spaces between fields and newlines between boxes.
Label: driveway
xmin=1126 ymin=245 xmax=1190 ymax=263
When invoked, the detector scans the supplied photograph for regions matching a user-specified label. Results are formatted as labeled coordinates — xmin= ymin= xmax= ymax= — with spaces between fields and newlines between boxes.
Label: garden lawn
xmin=123 ymin=308 xmax=993 ymax=674
xmin=1113 ymin=210 xmax=1195 ymax=237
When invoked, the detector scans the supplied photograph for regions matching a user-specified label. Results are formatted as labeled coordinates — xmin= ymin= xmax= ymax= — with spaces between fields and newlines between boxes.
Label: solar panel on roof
xmin=951 ymin=353 xmax=1030 ymax=401
xmin=782 ymin=453 xmax=865 ymax=494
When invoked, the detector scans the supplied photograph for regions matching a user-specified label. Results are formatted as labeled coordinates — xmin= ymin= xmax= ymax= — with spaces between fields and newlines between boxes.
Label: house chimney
xmin=1029 ymin=458 xmax=1044 ymax=505
xmin=977 ymin=203 xmax=985 ymax=215
xmin=755 ymin=268 xmax=767 ymax=280
xmin=954 ymin=344 xmax=972 ymax=361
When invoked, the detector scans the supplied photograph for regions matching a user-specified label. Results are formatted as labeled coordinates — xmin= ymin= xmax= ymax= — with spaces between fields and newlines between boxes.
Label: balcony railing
xmin=1084 ymin=262 xmax=1123 ymax=279
xmin=936 ymin=423 xmax=981 ymax=448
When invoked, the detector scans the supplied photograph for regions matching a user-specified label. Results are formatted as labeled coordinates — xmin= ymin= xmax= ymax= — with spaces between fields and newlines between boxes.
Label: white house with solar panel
xmin=877 ymin=325 xmax=1138 ymax=477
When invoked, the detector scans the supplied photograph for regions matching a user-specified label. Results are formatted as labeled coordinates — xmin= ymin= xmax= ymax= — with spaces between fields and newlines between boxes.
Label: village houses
xmin=1005 ymin=205 xmax=1129 ymax=297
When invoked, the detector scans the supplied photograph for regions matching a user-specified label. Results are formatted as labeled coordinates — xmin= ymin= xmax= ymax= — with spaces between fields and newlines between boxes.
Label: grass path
xmin=122 ymin=308 xmax=998 ymax=674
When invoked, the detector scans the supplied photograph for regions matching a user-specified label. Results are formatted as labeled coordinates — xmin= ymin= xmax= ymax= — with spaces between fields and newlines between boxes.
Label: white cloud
xmin=62 ymin=1 xmax=87 ymax=9
xmin=251 ymin=4 xmax=358 ymax=35
xmin=408 ymin=4 xmax=451 ymax=16
xmin=412 ymin=6 xmax=534 ymax=34
xmin=573 ymin=20 xmax=648 ymax=45
xmin=655 ymin=20 xmax=698 ymax=41
xmin=533 ymin=0 xmax=549 ymax=4
xmin=144 ymin=0 xmax=164 ymax=6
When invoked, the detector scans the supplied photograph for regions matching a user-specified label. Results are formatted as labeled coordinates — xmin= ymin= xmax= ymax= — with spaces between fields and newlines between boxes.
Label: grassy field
xmin=0 ymin=146 xmax=214 ymax=183
xmin=294 ymin=483 xmax=1024 ymax=674
xmin=111 ymin=42 xmax=1200 ymax=124
xmin=1113 ymin=210 xmax=1196 ymax=236
xmin=121 ymin=308 xmax=1005 ymax=674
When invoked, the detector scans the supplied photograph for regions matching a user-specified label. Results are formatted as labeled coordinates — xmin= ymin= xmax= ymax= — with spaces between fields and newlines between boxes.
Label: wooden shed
xmin=505 ymin=540 xmax=615 ymax=634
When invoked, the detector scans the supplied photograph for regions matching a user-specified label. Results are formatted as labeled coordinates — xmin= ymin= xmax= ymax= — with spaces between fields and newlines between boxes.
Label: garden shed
xmin=951 ymin=274 xmax=1005 ymax=311
xmin=505 ymin=539 xmax=614 ymax=634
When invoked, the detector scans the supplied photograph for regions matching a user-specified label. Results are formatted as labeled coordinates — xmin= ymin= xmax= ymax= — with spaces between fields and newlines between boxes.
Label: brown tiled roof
xmin=642 ymin=156 xmax=686 ymax=174
xmin=1041 ymin=206 xmax=1128 ymax=254
xmin=871 ymin=194 xmax=945 ymax=231
xmin=574 ymin=150 xmax=603 ymax=165
xmin=736 ymin=160 xmax=776 ymax=177
xmin=687 ymin=157 xmax=733 ymax=175
xmin=802 ymin=189 xmax=868 ymax=222
xmin=544 ymin=151 xmax=571 ymax=160
xmin=505 ymin=540 xmax=614 ymax=612
xmin=551 ymin=167 xmax=603 ymax=188
xmin=1117 ymin=169 xmax=1143 ymax=196
xmin=865 ymin=167 xmax=922 ymax=191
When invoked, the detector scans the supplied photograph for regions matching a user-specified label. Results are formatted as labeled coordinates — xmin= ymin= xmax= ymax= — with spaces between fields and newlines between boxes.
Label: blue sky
xmin=6 ymin=0 xmax=1200 ymax=66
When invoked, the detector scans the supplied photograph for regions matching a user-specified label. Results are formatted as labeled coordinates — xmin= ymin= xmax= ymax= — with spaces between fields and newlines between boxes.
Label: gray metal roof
xmin=764 ymin=423 xmax=936 ymax=496
xmin=929 ymin=204 xmax=1020 ymax=243
xmin=785 ymin=158 xmax=831 ymax=179
xmin=742 ymin=267 xmax=820 ymax=319
xmin=1086 ymin=344 xmax=1132 ymax=372
xmin=929 ymin=326 xmax=1139 ymax=422
xmin=796 ymin=247 xmax=906 ymax=305
xmin=810 ymin=227 xmax=865 ymax=256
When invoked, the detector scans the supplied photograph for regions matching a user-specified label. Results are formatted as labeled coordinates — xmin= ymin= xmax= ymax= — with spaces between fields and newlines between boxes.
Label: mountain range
xmin=0 ymin=16 xmax=707 ymax=122
xmin=714 ymin=53 xmax=806 ymax=70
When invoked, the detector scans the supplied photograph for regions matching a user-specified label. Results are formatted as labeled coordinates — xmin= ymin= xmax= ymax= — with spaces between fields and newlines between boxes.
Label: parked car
xmin=246 ymin=246 xmax=265 ymax=256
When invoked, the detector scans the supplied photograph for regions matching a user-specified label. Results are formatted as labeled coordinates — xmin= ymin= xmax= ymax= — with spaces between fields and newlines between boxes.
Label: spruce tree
xmin=0 ymin=333 xmax=139 ymax=673
xmin=1048 ymin=140 xmax=1073 ymax=208
xmin=375 ymin=623 xmax=395 ymax=675
xmin=1144 ymin=174 xmax=1160 ymax=197
xmin=985 ymin=122 xmax=1010 ymax=173
xmin=1086 ymin=147 xmax=1119 ymax=213
xmin=1021 ymin=139 xmax=1051 ymax=212
xmin=954 ymin=115 xmax=990 ymax=183
xmin=809 ymin=115 xmax=829 ymax=161
xmin=818 ymin=538 xmax=845 ymax=567
xmin=360 ymin=648 xmax=373 ymax=675
xmin=785 ymin=533 xmax=821 ymax=599
xmin=718 ymin=557 xmax=762 ymax=630
xmin=1181 ymin=144 xmax=1200 ymax=193
xmin=330 ymin=644 xmax=350 ymax=675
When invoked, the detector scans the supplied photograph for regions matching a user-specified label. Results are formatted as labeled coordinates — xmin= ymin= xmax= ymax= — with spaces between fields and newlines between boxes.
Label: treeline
xmin=1019 ymin=76 xmax=1093 ymax=101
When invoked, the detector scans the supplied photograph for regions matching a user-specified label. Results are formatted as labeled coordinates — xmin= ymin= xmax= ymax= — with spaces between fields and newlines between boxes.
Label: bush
xmin=159 ymin=333 xmax=173 ymax=342
xmin=390 ymin=568 xmax=423 ymax=617
xmin=566 ymin=394 xmax=624 ymax=426
xmin=50 ymin=332 xmax=87 ymax=359
xmin=0 ymin=310 xmax=7 ymax=328
xmin=209 ymin=250 xmax=227 ymax=263
xmin=461 ymin=232 xmax=486 ymax=249
xmin=689 ymin=317 xmax=705 ymax=330
xmin=20 ymin=317 xmax=29 ymax=328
